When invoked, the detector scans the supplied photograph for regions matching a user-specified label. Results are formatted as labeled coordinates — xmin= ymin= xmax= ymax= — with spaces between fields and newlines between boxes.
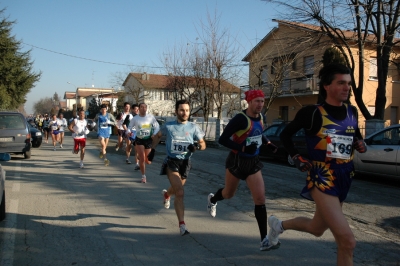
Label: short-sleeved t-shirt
xmin=165 ymin=121 xmax=205 ymax=160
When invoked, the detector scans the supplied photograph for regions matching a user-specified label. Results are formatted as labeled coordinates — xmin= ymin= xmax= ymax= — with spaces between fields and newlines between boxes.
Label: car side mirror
xmin=0 ymin=153 xmax=11 ymax=161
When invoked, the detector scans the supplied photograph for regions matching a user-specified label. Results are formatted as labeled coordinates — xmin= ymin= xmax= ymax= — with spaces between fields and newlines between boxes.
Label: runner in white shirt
xmin=128 ymin=103 xmax=160 ymax=183
xmin=116 ymin=102 xmax=134 ymax=164
xmin=57 ymin=113 xmax=68 ymax=148
xmin=68 ymin=110 xmax=90 ymax=168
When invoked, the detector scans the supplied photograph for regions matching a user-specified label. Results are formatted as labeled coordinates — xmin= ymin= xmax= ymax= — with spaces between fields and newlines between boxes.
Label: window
xmin=279 ymin=106 xmax=289 ymax=121
xmin=369 ymin=58 xmax=378 ymax=80
xmin=304 ymin=56 xmax=314 ymax=77
xmin=261 ymin=65 xmax=268 ymax=84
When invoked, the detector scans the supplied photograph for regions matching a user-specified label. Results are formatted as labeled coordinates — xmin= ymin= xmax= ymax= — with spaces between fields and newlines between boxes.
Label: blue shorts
xmin=301 ymin=161 xmax=354 ymax=202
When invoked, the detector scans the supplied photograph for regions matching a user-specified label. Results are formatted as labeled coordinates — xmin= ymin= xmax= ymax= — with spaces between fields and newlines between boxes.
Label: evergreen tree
xmin=0 ymin=9 xmax=41 ymax=110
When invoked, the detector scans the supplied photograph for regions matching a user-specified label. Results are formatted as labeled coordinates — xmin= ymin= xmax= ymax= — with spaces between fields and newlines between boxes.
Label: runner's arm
xmin=218 ymin=114 xmax=248 ymax=151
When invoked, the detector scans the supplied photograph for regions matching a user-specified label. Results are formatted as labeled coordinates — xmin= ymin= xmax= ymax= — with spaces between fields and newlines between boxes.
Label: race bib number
xmin=138 ymin=129 xmax=150 ymax=137
xmin=100 ymin=122 xmax=108 ymax=129
xmin=171 ymin=140 xmax=191 ymax=154
xmin=246 ymin=135 xmax=262 ymax=148
xmin=51 ymin=125 xmax=58 ymax=130
xmin=326 ymin=133 xmax=353 ymax=159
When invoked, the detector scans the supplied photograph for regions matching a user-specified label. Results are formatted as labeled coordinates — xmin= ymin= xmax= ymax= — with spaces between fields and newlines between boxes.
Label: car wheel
xmin=24 ymin=150 xmax=31 ymax=159
xmin=32 ymin=141 xmax=41 ymax=148
xmin=0 ymin=191 xmax=5 ymax=221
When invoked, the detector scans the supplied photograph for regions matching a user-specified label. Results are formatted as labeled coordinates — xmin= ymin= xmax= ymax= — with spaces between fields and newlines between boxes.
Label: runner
xmin=206 ymin=89 xmax=279 ymax=251
xmin=129 ymin=104 xmax=141 ymax=170
xmin=270 ymin=63 xmax=366 ymax=265
xmin=49 ymin=114 xmax=61 ymax=151
xmin=129 ymin=103 xmax=160 ymax=183
xmin=94 ymin=104 xmax=116 ymax=166
xmin=157 ymin=99 xmax=206 ymax=235
xmin=57 ymin=113 xmax=68 ymax=148
xmin=42 ymin=114 xmax=50 ymax=143
xmin=116 ymin=102 xmax=134 ymax=164
xmin=68 ymin=109 xmax=91 ymax=168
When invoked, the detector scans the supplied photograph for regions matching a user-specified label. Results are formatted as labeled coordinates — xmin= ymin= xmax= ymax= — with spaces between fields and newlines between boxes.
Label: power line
xmin=22 ymin=42 xmax=249 ymax=69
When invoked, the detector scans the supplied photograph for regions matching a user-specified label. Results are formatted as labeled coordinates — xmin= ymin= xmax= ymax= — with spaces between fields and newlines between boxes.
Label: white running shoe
xmin=141 ymin=176 xmax=146 ymax=183
xmin=53 ymin=147 xmax=56 ymax=151
xmin=179 ymin=224 xmax=190 ymax=236
xmin=79 ymin=162 xmax=84 ymax=168
xmin=104 ymin=159 xmax=110 ymax=166
xmin=260 ymin=236 xmax=270 ymax=251
xmin=162 ymin=189 xmax=170 ymax=209
xmin=267 ymin=215 xmax=283 ymax=250
xmin=115 ymin=144 xmax=119 ymax=151
xmin=207 ymin=193 xmax=217 ymax=218
xmin=60 ymin=144 xmax=63 ymax=148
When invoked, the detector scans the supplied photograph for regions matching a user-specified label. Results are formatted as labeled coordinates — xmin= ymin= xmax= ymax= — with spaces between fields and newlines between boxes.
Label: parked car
xmin=354 ymin=124 xmax=400 ymax=178
xmin=0 ymin=153 xmax=10 ymax=221
xmin=29 ymin=124 xmax=43 ymax=148
xmin=0 ymin=111 xmax=31 ymax=159
xmin=259 ymin=122 xmax=307 ymax=164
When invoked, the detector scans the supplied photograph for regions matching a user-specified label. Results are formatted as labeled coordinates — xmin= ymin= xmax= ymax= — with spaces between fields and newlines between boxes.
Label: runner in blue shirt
xmin=94 ymin=104 xmax=116 ymax=166
xmin=158 ymin=99 xmax=206 ymax=236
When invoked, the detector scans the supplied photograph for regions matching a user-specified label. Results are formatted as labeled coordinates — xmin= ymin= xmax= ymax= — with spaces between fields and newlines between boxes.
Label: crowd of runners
xmin=32 ymin=63 xmax=366 ymax=265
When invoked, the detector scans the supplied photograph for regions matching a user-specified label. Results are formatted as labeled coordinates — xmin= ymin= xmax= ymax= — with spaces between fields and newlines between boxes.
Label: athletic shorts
xmin=160 ymin=156 xmax=191 ymax=179
xmin=73 ymin=138 xmax=86 ymax=151
xmin=301 ymin=161 xmax=354 ymax=202
xmin=135 ymin=138 xmax=153 ymax=149
xmin=43 ymin=127 xmax=51 ymax=132
xmin=225 ymin=151 xmax=263 ymax=180
xmin=117 ymin=129 xmax=126 ymax=137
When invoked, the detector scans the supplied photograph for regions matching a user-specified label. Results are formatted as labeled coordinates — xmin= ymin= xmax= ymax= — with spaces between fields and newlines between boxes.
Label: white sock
xmin=142 ymin=175 xmax=146 ymax=178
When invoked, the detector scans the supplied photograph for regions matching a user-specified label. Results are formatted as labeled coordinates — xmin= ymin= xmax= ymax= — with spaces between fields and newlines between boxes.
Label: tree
xmin=0 ymin=9 xmax=41 ymax=110
xmin=87 ymin=97 xmax=101 ymax=119
xmin=33 ymin=97 xmax=53 ymax=115
xmin=263 ymin=0 xmax=400 ymax=120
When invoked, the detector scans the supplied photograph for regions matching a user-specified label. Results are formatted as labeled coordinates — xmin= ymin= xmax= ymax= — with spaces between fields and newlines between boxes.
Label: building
xmin=122 ymin=72 xmax=240 ymax=118
xmin=242 ymin=19 xmax=400 ymax=129
xmin=63 ymin=88 xmax=118 ymax=114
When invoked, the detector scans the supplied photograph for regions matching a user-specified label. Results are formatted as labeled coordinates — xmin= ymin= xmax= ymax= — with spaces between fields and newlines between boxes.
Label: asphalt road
xmin=0 ymin=132 xmax=399 ymax=265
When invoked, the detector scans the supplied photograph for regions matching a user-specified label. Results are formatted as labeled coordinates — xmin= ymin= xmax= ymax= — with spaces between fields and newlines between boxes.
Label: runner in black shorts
xmin=207 ymin=89 xmax=278 ymax=251
xmin=268 ymin=63 xmax=367 ymax=265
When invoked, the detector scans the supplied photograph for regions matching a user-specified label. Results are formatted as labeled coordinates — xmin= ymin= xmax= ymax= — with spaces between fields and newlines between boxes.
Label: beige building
xmin=63 ymin=88 xmax=118 ymax=114
xmin=242 ymin=19 xmax=400 ymax=130
xmin=122 ymin=72 xmax=241 ymax=118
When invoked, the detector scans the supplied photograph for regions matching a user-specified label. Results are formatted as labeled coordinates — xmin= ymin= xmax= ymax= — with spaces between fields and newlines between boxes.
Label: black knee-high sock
xmin=254 ymin=204 xmax=267 ymax=241
xmin=210 ymin=188 xmax=224 ymax=204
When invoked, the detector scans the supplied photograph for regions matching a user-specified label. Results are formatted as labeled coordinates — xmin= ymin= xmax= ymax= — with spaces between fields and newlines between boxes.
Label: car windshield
xmin=0 ymin=115 xmax=26 ymax=129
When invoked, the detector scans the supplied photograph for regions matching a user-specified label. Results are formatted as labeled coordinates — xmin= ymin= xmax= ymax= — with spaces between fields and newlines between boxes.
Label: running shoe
xmin=179 ymin=224 xmax=190 ymax=236
xmin=134 ymin=165 xmax=140 ymax=170
xmin=53 ymin=147 xmax=56 ymax=151
xmin=104 ymin=159 xmax=110 ymax=166
xmin=126 ymin=159 xmax=131 ymax=164
xmin=60 ymin=144 xmax=63 ymax=148
xmin=115 ymin=144 xmax=119 ymax=151
xmin=141 ymin=176 xmax=147 ymax=183
xmin=207 ymin=193 xmax=217 ymax=217
xmin=267 ymin=215 xmax=283 ymax=250
xmin=260 ymin=236 xmax=272 ymax=251
xmin=79 ymin=162 xmax=84 ymax=168
xmin=99 ymin=152 xmax=103 ymax=159
xmin=162 ymin=189 xmax=170 ymax=209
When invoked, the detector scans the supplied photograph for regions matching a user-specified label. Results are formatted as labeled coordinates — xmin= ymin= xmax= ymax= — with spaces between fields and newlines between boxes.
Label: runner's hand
xmin=353 ymin=138 xmax=367 ymax=153
xmin=188 ymin=143 xmax=198 ymax=153
xmin=292 ymin=154 xmax=312 ymax=172
xmin=243 ymin=143 xmax=258 ymax=155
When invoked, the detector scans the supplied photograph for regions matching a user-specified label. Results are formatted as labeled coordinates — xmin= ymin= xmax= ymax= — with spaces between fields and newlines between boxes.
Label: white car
xmin=0 ymin=153 xmax=11 ymax=221
xmin=354 ymin=124 xmax=400 ymax=178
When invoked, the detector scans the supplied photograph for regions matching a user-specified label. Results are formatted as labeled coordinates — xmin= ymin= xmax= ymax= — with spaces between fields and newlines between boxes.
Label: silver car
xmin=0 ymin=153 xmax=10 ymax=221
xmin=354 ymin=124 xmax=400 ymax=178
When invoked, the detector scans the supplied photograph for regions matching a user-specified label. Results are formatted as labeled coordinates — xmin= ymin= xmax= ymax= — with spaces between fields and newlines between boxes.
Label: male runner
xmin=129 ymin=104 xmax=141 ymax=170
xmin=68 ymin=109 xmax=91 ymax=168
xmin=129 ymin=103 xmax=160 ymax=183
xmin=94 ymin=104 xmax=116 ymax=166
xmin=57 ymin=113 xmax=68 ymax=148
xmin=206 ymin=89 xmax=278 ymax=251
xmin=116 ymin=103 xmax=133 ymax=165
xmin=158 ymin=99 xmax=206 ymax=236
xmin=270 ymin=63 xmax=367 ymax=265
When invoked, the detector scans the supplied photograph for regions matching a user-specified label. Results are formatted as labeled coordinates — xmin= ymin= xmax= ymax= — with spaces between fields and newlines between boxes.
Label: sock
xmin=80 ymin=160 xmax=83 ymax=164
xmin=254 ymin=204 xmax=267 ymax=241
xmin=179 ymin=221 xmax=185 ymax=226
xmin=142 ymin=175 xmax=146 ymax=178
xmin=211 ymin=188 xmax=224 ymax=204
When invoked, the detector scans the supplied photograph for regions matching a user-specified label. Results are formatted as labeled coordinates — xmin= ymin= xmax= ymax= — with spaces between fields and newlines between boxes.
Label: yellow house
xmin=242 ymin=19 xmax=400 ymax=132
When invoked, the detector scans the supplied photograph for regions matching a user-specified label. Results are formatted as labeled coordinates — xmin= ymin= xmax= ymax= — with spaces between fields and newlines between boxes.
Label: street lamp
xmin=67 ymin=82 xmax=78 ymax=116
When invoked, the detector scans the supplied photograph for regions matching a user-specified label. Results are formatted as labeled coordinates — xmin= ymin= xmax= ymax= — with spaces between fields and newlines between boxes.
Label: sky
xmin=3 ymin=0 xmax=281 ymax=114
